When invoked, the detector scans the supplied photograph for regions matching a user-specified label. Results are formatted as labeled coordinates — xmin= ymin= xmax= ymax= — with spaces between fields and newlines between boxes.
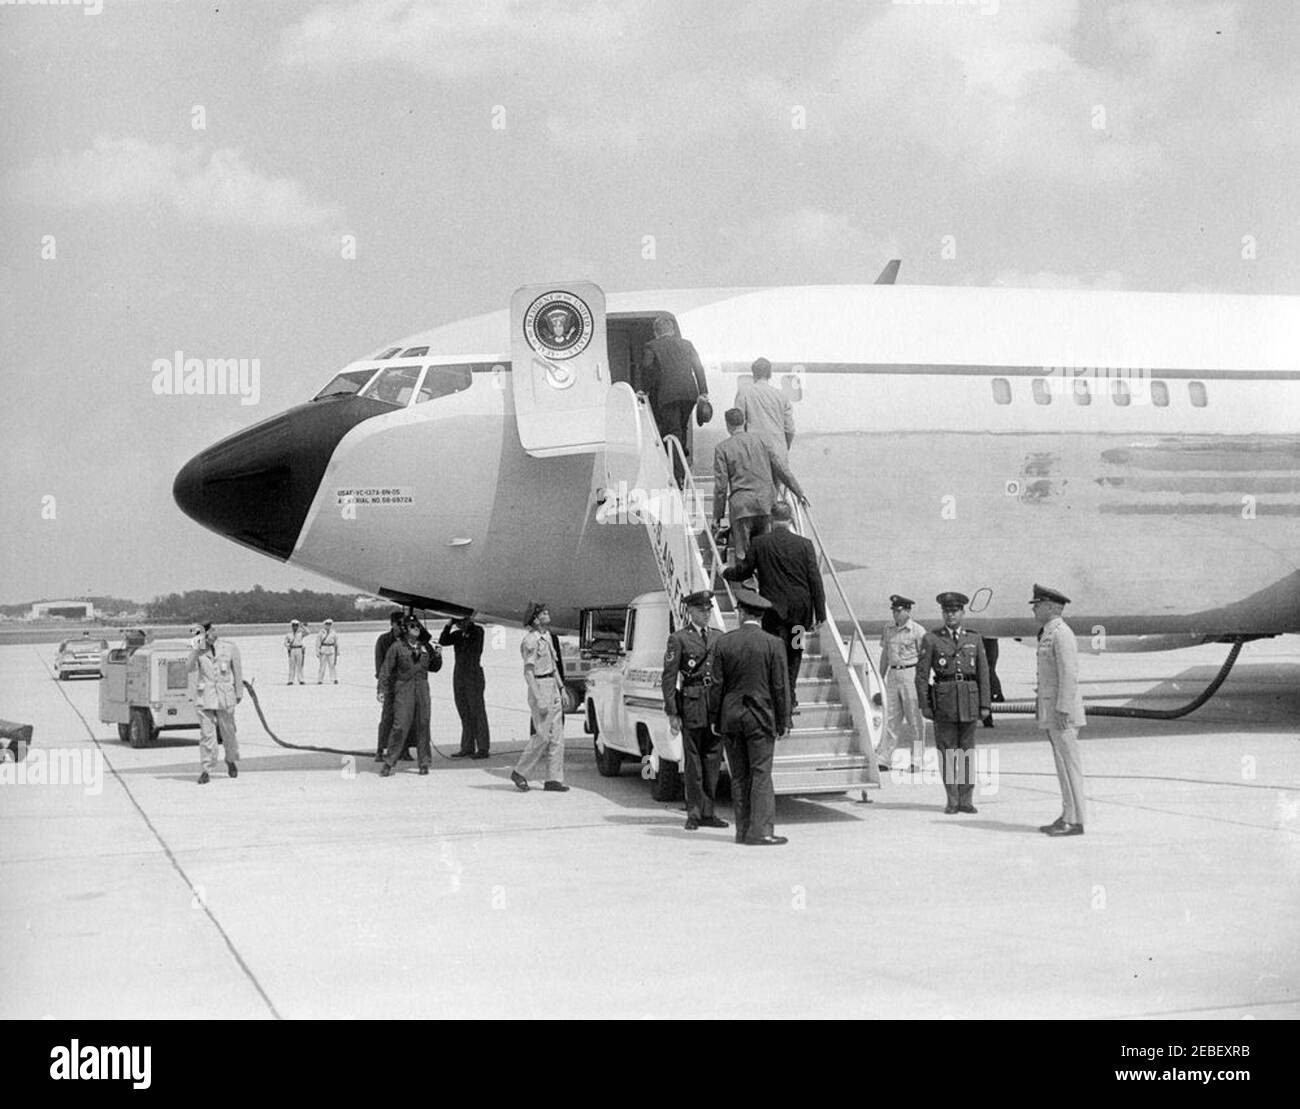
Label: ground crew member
xmin=373 ymin=612 xmax=403 ymax=760
xmin=877 ymin=595 xmax=926 ymax=772
xmin=377 ymin=618 xmax=442 ymax=777
xmin=1031 ymin=584 xmax=1088 ymax=836
xmin=187 ymin=622 xmax=243 ymax=785
xmin=636 ymin=316 xmax=709 ymax=481
xmin=707 ymin=588 xmax=790 ymax=846
xmin=440 ymin=611 xmax=491 ymax=759
xmin=662 ymin=590 xmax=727 ymax=831
xmin=285 ymin=619 xmax=308 ymax=684
xmin=713 ymin=408 xmax=808 ymax=563
xmin=511 ymin=601 xmax=568 ymax=792
xmin=916 ymin=592 xmax=990 ymax=814
xmin=316 ymin=618 xmax=339 ymax=684
xmin=722 ymin=501 xmax=823 ymax=708
xmin=734 ymin=357 xmax=795 ymax=465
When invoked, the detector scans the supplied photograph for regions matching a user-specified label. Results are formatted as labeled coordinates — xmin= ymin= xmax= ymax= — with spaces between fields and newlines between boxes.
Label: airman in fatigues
xmin=662 ymin=590 xmax=727 ymax=831
xmin=877 ymin=594 xmax=925 ymax=772
xmin=285 ymin=619 xmax=308 ymax=684
xmin=916 ymin=592 xmax=990 ymax=814
xmin=511 ymin=601 xmax=567 ymax=793
xmin=1031 ymin=584 xmax=1088 ymax=836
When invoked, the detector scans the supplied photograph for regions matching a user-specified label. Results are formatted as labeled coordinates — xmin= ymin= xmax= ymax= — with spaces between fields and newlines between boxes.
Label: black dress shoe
xmin=471 ymin=752 xmax=490 ymax=760
xmin=1039 ymin=816 xmax=1067 ymax=834
xmin=699 ymin=816 xmax=729 ymax=829
xmin=374 ymin=754 xmax=384 ymax=763
xmin=958 ymin=804 xmax=978 ymax=814
xmin=510 ymin=770 xmax=529 ymax=792
xmin=983 ymin=717 xmax=995 ymax=728
xmin=543 ymin=780 xmax=570 ymax=792
xmin=684 ymin=818 xmax=700 ymax=830
xmin=379 ymin=765 xmax=394 ymax=778
xmin=1045 ymin=823 xmax=1084 ymax=837
xmin=450 ymin=751 xmax=471 ymax=759
xmin=418 ymin=766 xmax=429 ymax=776
xmin=197 ymin=771 xmax=210 ymax=785
xmin=745 ymin=835 xmax=788 ymax=846
xmin=944 ymin=803 xmax=958 ymax=814
xmin=227 ymin=762 xmax=238 ymax=778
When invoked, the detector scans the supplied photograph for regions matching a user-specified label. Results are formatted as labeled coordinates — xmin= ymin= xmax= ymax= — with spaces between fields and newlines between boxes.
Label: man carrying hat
xmin=284 ymin=619 xmax=308 ymax=685
xmin=1031 ymin=584 xmax=1087 ymax=836
xmin=877 ymin=594 xmax=926 ymax=773
xmin=662 ymin=590 xmax=728 ymax=831
xmin=707 ymin=587 xmax=791 ymax=846
xmin=916 ymin=592 xmax=990 ymax=814
xmin=511 ymin=601 xmax=568 ymax=792
xmin=316 ymin=618 xmax=339 ymax=684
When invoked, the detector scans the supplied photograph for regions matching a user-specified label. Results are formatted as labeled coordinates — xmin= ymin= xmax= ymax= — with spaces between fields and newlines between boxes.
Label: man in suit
xmin=733 ymin=356 xmax=795 ymax=465
xmin=1032 ymin=584 xmax=1088 ymax=836
xmin=713 ymin=408 xmax=808 ymax=563
xmin=916 ymin=592 xmax=991 ymax=814
xmin=635 ymin=316 xmax=709 ymax=481
xmin=662 ymin=590 xmax=727 ymax=831
xmin=377 ymin=617 xmax=443 ymax=777
xmin=722 ymin=501 xmax=824 ymax=708
xmin=707 ymin=588 xmax=791 ymax=846
xmin=440 ymin=611 xmax=491 ymax=759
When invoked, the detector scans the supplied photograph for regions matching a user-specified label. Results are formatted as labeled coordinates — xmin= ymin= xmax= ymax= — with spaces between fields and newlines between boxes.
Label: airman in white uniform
xmin=187 ymin=623 xmax=243 ymax=785
xmin=1032 ymin=584 xmax=1087 ymax=836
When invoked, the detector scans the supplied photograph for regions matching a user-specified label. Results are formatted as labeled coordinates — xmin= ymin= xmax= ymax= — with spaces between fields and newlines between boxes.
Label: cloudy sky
xmin=2 ymin=0 xmax=1297 ymax=604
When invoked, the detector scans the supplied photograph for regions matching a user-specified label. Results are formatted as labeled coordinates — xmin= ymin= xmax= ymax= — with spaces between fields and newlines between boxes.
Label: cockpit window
xmin=415 ymin=364 xmax=474 ymax=403
xmin=400 ymin=346 xmax=430 ymax=357
xmin=314 ymin=368 xmax=379 ymax=400
xmin=375 ymin=347 xmax=402 ymax=360
xmin=361 ymin=365 xmax=423 ymax=407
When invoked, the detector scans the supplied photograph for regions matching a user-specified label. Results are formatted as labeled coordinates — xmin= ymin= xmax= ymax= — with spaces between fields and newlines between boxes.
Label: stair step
xmin=788 ymin=702 xmax=852 ymax=728
xmin=772 ymin=765 xmax=876 ymax=794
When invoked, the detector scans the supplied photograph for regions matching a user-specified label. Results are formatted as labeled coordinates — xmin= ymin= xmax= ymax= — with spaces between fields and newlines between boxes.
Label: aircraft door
xmin=511 ymin=281 xmax=609 ymax=457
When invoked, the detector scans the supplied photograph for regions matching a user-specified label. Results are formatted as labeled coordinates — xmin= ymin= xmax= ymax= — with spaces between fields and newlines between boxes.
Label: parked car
xmin=54 ymin=636 xmax=108 ymax=680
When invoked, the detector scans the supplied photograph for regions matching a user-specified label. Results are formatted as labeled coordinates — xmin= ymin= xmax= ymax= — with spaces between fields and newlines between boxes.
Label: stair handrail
xmin=663 ymin=433 xmax=736 ymax=612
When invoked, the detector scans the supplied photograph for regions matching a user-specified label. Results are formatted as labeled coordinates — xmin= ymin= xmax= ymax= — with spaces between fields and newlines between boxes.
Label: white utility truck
xmin=99 ymin=630 xmax=201 ymax=748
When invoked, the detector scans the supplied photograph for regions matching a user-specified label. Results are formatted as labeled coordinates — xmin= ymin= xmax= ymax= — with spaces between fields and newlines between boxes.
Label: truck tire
xmin=117 ymin=724 xmax=131 ymax=743
xmin=128 ymin=708 xmax=153 ymax=749
xmin=651 ymin=757 xmax=683 ymax=802
xmin=594 ymin=738 xmax=623 ymax=777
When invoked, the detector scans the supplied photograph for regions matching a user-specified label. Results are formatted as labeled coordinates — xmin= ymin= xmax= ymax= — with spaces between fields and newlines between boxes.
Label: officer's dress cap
xmin=1030 ymin=583 xmax=1071 ymax=605
xmin=732 ymin=587 xmax=773 ymax=611
xmin=889 ymin=594 xmax=915 ymax=608
xmin=936 ymin=591 xmax=970 ymax=608
xmin=291 ymin=619 xmax=300 ymax=625
xmin=323 ymin=617 xmax=334 ymax=624
xmin=683 ymin=590 xmax=713 ymax=609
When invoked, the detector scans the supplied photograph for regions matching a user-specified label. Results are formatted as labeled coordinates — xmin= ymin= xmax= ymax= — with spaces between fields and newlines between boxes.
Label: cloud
xmin=718 ymin=207 xmax=900 ymax=285
xmin=8 ymin=137 xmax=347 ymax=248
xmin=279 ymin=0 xmax=627 ymax=75
xmin=991 ymin=268 xmax=1128 ymax=290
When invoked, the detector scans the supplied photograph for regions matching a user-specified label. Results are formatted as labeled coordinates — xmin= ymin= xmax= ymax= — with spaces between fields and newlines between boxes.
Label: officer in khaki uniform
xmin=877 ymin=594 xmax=925 ymax=772
xmin=284 ymin=619 xmax=308 ymax=684
xmin=916 ymin=592 xmax=990 ymax=814
xmin=511 ymin=601 xmax=568 ymax=793
xmin=662 ymin=590 xmax=728 ymax=831
xmin=1031 ymin=584 xmax=1088 ymax=836
xmin=187 ymin=623 xmax=243 ymax=785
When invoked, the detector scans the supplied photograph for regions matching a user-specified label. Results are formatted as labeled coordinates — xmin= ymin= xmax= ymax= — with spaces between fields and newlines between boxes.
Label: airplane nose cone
xmin=173 ymin=396 xmax=392 ymax=559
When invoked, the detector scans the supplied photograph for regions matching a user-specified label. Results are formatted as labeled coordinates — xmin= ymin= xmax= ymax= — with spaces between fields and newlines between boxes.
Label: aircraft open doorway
xmin=606 ymin=311 xmax=691 ymax=457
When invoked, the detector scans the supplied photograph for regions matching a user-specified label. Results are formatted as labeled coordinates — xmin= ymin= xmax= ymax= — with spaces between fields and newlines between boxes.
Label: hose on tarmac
xmin=989 ymin=638 xmax=1247 ymax=721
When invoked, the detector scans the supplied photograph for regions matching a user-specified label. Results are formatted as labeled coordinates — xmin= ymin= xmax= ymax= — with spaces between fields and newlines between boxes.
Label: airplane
xmin=173 ymin=274 xmax=1300 ymax=661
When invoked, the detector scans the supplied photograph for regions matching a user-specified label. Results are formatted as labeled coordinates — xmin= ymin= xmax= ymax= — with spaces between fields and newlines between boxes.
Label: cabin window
xmin=361 ymin=364 xmax=422 ymax=406
xmin=1189 ymin=380 xmax=1208 ymax=407
xmin=1072 ymin=379 xmax=1091 ymax=406
xmin=1111 ymin=379 xmax=1131 ymax=406
xmin=314 ymin=367 xmax=379 ymax=400
xmin=1031 ymin=378 xmax=1052 ymax=405
xmin=415 ymin=364 xmax=474 ymax=403
xmin=991 ymin=378 xmax=1011 ymax=405
xmin=400 ymin=346 xmax=430 ymax=357
xmin=1151 ymin=380 xmax=1169 ymax=407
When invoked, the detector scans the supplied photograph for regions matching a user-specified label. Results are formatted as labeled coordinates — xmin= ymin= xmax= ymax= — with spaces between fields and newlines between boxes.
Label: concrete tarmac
xmin=1 ymin=630 xmax=1297 ymax=1019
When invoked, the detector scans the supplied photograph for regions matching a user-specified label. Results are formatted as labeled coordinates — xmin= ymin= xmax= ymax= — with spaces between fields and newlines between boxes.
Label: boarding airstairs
xmin=602 ymin=384 xmax=882 ymax=793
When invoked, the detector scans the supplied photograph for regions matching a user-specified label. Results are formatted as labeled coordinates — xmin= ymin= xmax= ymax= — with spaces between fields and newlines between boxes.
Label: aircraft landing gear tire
xmin=651 ymin=757 xmax=683 ymax=802
xmin=128 ymin=708 xmax=153 ymax=749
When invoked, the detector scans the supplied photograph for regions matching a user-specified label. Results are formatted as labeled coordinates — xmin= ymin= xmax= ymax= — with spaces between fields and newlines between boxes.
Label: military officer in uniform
xmin=916 ymin=592 xmax=990 ymax=814
xmin=187 ymin=623 xmax=243 ymax=785
xmin=877 ymin=594 xmax=926 ymax=772
xmin=316 ymin=618 xmax=339 ymax=684
xmin=284 ymin=619 xmax=308 ymax=684
xmin=511 ymin=601 xmax=568 ymax=792
xmin=377 ymin=617 xmax=442 ymax=777
xmin=707 ymin=588 xmax=790 ymax=846
xmin=662 ymin=590 xmax=728 ymax=831
xmin=1031 ymin=584 xmax=1088 ymax=836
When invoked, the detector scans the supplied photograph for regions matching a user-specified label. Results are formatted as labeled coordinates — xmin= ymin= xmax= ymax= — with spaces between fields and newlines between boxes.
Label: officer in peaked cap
xmin=284 ymin=619 xmax=308 ymax=685
xmin=877 ymin=594 xmax=926 ymax=773
xmin=662 ymin=590 xmax=727 ymax=831
xmin=916 ymin=592 xmax=990 ymax=814
xmin=1031 ymin=584 xmax=1088 ymax=837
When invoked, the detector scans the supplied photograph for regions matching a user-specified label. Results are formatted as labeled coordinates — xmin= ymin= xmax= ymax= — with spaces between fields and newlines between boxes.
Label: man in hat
xmin=662 ymin=590 xmax=727 ymax=831
xmin=374 ymin=612 xmax=405 ymax=760
xmin=187 ymin=623 xmax=243 ymax=785
xmin=440 ymin=610 xmax=491 ymax=759
xmin=916 ymin=592 xmax=990 ymax=814
xmin=635 ymin=316 xmax=709 ymax=482
xmin=723 ymin=501 xmax=824 ymax=706
xmin=713 ymin=408 xmax=808 ymax=564
xmin=707 ymin=587 xmax=790 ymax=845
xmin=511 ymin=601 xmax=568 ymax=792
xmin=284 ymin=619 xmax=308 ymax=684
xmin=733 ymin=357 xmax=795 ymax=466
xmin=877 ymin=595 xmax=926 ymax=772
xmin=316 ymin=618 xmax=339 ymax=684
xmin=377 ymin=616 xmax=442 ymax=777
xmin=1032 ymin=584 xmax=1087 ymax=836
